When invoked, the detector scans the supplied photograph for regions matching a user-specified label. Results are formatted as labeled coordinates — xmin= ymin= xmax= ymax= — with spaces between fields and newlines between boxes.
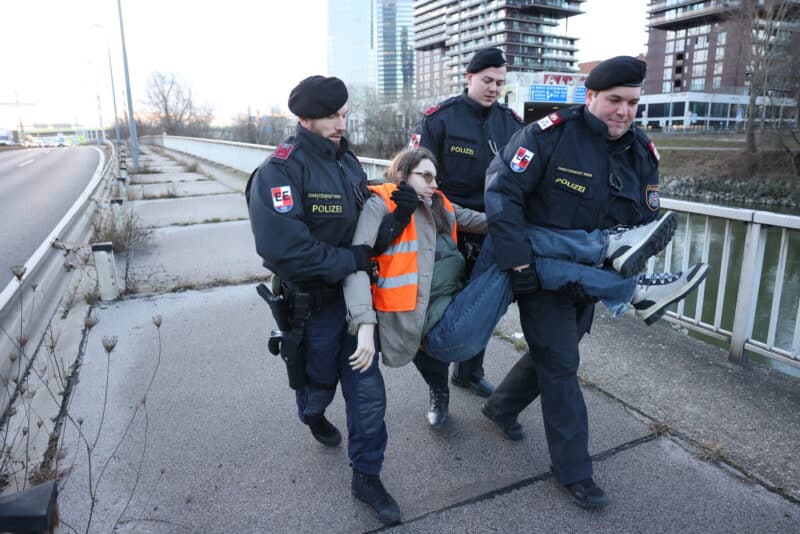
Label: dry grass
xmin=696 ymin=440 xmax=724 ymax=463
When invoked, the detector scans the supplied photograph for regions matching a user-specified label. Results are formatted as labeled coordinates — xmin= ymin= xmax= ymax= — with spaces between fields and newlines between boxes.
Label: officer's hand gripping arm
xmin=372 ymin=182 xmax=417 ymax=255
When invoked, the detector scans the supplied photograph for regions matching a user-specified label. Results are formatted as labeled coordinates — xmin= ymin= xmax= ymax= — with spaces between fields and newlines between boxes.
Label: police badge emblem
xmin=271 ymin=185 xmax=294 ymax=213
xmin=510 ymin=147 xmax=534 ymax=173
xmin=646 ymin=184 xmax=660 ymax=211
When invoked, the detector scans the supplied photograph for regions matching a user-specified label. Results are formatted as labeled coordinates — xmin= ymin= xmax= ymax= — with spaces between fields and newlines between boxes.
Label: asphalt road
xmin=0 ymin=146 xmax=101 ymax=289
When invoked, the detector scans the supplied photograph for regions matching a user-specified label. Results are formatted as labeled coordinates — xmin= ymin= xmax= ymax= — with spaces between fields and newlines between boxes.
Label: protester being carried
xmin=343 ymin=147 xmax=708 ymax=426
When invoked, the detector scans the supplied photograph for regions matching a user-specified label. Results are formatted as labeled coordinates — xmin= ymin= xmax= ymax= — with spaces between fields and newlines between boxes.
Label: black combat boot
xmin=351 ymin=470 xmax=401 ymax=525
xmin=308 ymin=416 xmax=342 ymax=447
xmin=426 ymin=386 xmax=449 ymax=428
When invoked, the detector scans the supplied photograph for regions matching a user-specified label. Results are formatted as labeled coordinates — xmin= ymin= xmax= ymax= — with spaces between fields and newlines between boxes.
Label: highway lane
xmin=0 ymin=147 xmax=101 ymax=289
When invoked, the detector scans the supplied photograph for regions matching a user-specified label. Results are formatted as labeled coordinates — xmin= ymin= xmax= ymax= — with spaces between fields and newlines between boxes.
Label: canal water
xmin=656 ymin=196 xmax=800 ymax=368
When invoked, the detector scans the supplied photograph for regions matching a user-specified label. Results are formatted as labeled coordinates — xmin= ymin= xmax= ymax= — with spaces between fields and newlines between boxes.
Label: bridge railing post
xmin=91 ymin=242 xmax=120 ymax=301
xmin=729 ymin=221 xmax=766 ymax=365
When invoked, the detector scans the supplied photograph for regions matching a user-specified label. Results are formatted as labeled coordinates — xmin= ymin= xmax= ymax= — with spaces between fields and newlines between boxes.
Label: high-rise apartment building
xmin=414 ymin=0 xmax=585 ymax=99
xmin=641 ymin=0 xmax=798 ymax=128
xmin=328 ymin=0 xmax=415 ymax=101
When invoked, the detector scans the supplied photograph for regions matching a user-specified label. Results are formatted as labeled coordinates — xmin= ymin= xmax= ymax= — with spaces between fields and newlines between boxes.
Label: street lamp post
xmin=108 ymin=46 xmax=121 ymax=145
xmin=117 ymin=0 xmax=139 ymax=168
xmin=95 ymin=23 xmax=122 ymax=146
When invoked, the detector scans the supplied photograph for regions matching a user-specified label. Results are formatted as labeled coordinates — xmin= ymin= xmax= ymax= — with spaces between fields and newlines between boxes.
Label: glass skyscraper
xmin=328 ymin=0 xmax=415 ymax=101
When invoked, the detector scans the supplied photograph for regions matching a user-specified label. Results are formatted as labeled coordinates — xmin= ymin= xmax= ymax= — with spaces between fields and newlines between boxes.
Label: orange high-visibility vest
xmin=368 ymin=182 xmax=458 ymax=312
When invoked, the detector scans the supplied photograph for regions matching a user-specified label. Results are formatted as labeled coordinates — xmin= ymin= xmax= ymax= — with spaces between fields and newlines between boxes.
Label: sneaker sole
xmin=610 ymin=212 xmax=677 ymax=278
xmin=638 ymin=263 xmax=710 ymax=325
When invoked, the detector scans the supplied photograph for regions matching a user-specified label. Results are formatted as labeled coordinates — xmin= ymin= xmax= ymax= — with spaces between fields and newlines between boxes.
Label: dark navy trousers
xmin=294 ymin=297 xmax=387 ymax=475
xmin=486 ymin=290 xmax=594 ymax=485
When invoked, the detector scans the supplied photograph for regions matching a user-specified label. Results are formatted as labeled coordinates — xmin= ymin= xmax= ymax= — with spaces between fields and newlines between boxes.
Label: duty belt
xmin=281 ymin=281 xmax=343 ymax=311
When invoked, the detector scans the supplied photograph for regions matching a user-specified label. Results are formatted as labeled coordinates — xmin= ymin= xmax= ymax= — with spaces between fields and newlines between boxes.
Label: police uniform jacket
xmin=412 ymin=90 xmax=523 ymax=212
xmin=246 ymin=125 xmax=369 ymax=285
xmin=343 ymin=194 xmax=486 ymax=368
xmin=485 ymin=105 xmax=661 ymax=271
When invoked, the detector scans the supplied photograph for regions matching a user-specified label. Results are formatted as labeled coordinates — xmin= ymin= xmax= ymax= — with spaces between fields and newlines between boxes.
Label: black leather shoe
xmin=308 ymin=416 xmax=342 ymax=447
xmin=450 ymin=375 xmax=494 ymax=397
xmin=352 ymin=470 xmax=402 ymax=525
xmin=564 ymin=478 xmax=609 ymax=509
xmin=427 ymin=387 xmax=449 ymax=428
xmin=481 ymin=404 xmax=525 ymax=441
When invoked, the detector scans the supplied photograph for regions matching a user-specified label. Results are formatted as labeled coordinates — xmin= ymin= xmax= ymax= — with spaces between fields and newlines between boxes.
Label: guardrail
xmin=141 ymin=135 xmax=800 ymax=370
xmin=0 ymin=144 xmax=114 ymax=415
xmin=141 ymin=135 xmax=389 ymax=181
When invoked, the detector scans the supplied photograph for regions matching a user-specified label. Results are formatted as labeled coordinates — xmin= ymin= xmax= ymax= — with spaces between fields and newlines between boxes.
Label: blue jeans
xmin=527 ymin=226 xmax=636 ymax=316
xmin=424 ymin=227 xmax=636 ymax=362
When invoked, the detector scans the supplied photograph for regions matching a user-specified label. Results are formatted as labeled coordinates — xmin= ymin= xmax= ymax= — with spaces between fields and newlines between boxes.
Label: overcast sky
xmin=0 ymin=0 xmax=647 ymax=129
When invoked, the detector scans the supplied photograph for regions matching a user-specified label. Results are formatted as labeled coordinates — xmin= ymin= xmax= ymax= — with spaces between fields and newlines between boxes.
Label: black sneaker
xmin=427 ymin=387 xmax=449 ymax=428
xmin=481 ymin=404 xmax=525 ymax=441
xmin=564 ymin=478 xmax=609 ymax=509
xmin=352 ymin=470 xmax=401 ymax=525
xmin=632 ymin=263 xmax=710 ymax=325
xmin=308 ymin=416 xmax=342 ymax=447
xmin=606 ymin=211 xmax=677 ymax=278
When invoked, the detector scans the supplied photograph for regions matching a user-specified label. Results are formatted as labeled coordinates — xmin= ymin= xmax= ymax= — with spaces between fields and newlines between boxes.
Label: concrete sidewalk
xmin=54 ymin=146 xmax=800 ymax=533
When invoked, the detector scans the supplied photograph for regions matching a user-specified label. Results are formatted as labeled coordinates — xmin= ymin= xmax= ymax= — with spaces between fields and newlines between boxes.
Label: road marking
xmin=18 ymin=159 xmax=34 ymax=167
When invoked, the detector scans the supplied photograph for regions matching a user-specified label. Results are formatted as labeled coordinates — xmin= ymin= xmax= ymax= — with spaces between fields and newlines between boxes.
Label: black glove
xmin=349 ymin=245 xmax=374 ymax=272
xmin=559 ymin=281 xmax=599 ymax=306
xmin=510 ymin=264 xmax=540 ymax=298
xmin=373 ymin=211 xmax=410 ymax=255
xmin=390 ymin=181 xmax=418 ymax=220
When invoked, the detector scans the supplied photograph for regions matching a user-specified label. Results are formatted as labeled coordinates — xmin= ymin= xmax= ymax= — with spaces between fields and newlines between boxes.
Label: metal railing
xmin=0 ymin=144 xmax=114 ymax=415
xmin=142 ymin=135 xmax=800 ymax=370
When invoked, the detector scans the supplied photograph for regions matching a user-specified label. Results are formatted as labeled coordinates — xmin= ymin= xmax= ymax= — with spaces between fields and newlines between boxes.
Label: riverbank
xmin=659 ymin=146 xmax=800 ymax=209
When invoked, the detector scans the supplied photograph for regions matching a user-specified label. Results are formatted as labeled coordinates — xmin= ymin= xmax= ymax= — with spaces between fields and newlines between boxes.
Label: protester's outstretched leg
xmin=535 ymin=257 xmax=636 ymax=316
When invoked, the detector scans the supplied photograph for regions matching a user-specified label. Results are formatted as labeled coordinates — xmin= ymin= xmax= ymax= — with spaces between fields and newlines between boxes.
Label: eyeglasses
xmin=410 ymin=171 xmax=437 ymax=183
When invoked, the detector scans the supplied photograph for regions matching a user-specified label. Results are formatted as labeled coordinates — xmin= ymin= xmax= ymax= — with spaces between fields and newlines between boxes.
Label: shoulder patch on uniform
xmin=535 ymin=112 xmax=564 ymax=131
xmin=509 ymin=147 xmax=534 ymax=173
xmin=271 ymin=185 xmax=294 ymax=213
xmin=646 ymin=184 xmax=660 ymax=211
xmin=408 ymin=133 xmax=421 ymax=149
xmin=648 ymin=139 xmax=660 ymax=161
xmin=424 ymin=105 xmax=440 ymax=116
xmin=272 ymin=143 xmax=294 ymax=160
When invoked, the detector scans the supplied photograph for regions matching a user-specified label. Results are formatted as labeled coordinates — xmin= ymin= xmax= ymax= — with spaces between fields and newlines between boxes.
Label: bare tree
xmin=735 ymin=0 xmax=797 ymax=156
xmin=347 ymin=85 xmax=439 ymax=159
xmin=144 ymin=71 xmax=214 ymax=136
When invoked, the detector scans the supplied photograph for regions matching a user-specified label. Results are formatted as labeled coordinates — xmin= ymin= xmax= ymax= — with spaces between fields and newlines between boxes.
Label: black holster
xmin=256 ymin=283 xmax=310 ymax=390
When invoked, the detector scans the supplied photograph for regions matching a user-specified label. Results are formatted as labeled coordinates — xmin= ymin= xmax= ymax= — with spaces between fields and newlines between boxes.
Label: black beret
xmin=466 ymin=47 xmax=507 ymax=73
xmin=288 ymin=75 xmax=348 ymax=118
xmin=585 ymin=56 xmax=647 ymax=91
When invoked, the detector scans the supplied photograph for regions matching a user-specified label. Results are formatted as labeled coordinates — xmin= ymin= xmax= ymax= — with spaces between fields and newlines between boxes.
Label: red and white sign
xmin=543 ymin=73 xmax=588 ymax=86
xmin=408 ymin=133 xmax=421 ymax=149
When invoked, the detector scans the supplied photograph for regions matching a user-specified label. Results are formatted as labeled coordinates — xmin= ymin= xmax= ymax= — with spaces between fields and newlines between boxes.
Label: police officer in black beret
xmin=407 ymin=47 xmax=523 ymax=425
xmin=481 ymin=56 xmax=658 ymax=509
xmin=246 ymin=75 xmax=404 ymax=525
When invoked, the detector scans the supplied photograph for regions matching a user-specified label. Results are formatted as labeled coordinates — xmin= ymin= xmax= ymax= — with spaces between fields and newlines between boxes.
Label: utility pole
xmin=117 ymin=0 xmax=139 ymax=168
